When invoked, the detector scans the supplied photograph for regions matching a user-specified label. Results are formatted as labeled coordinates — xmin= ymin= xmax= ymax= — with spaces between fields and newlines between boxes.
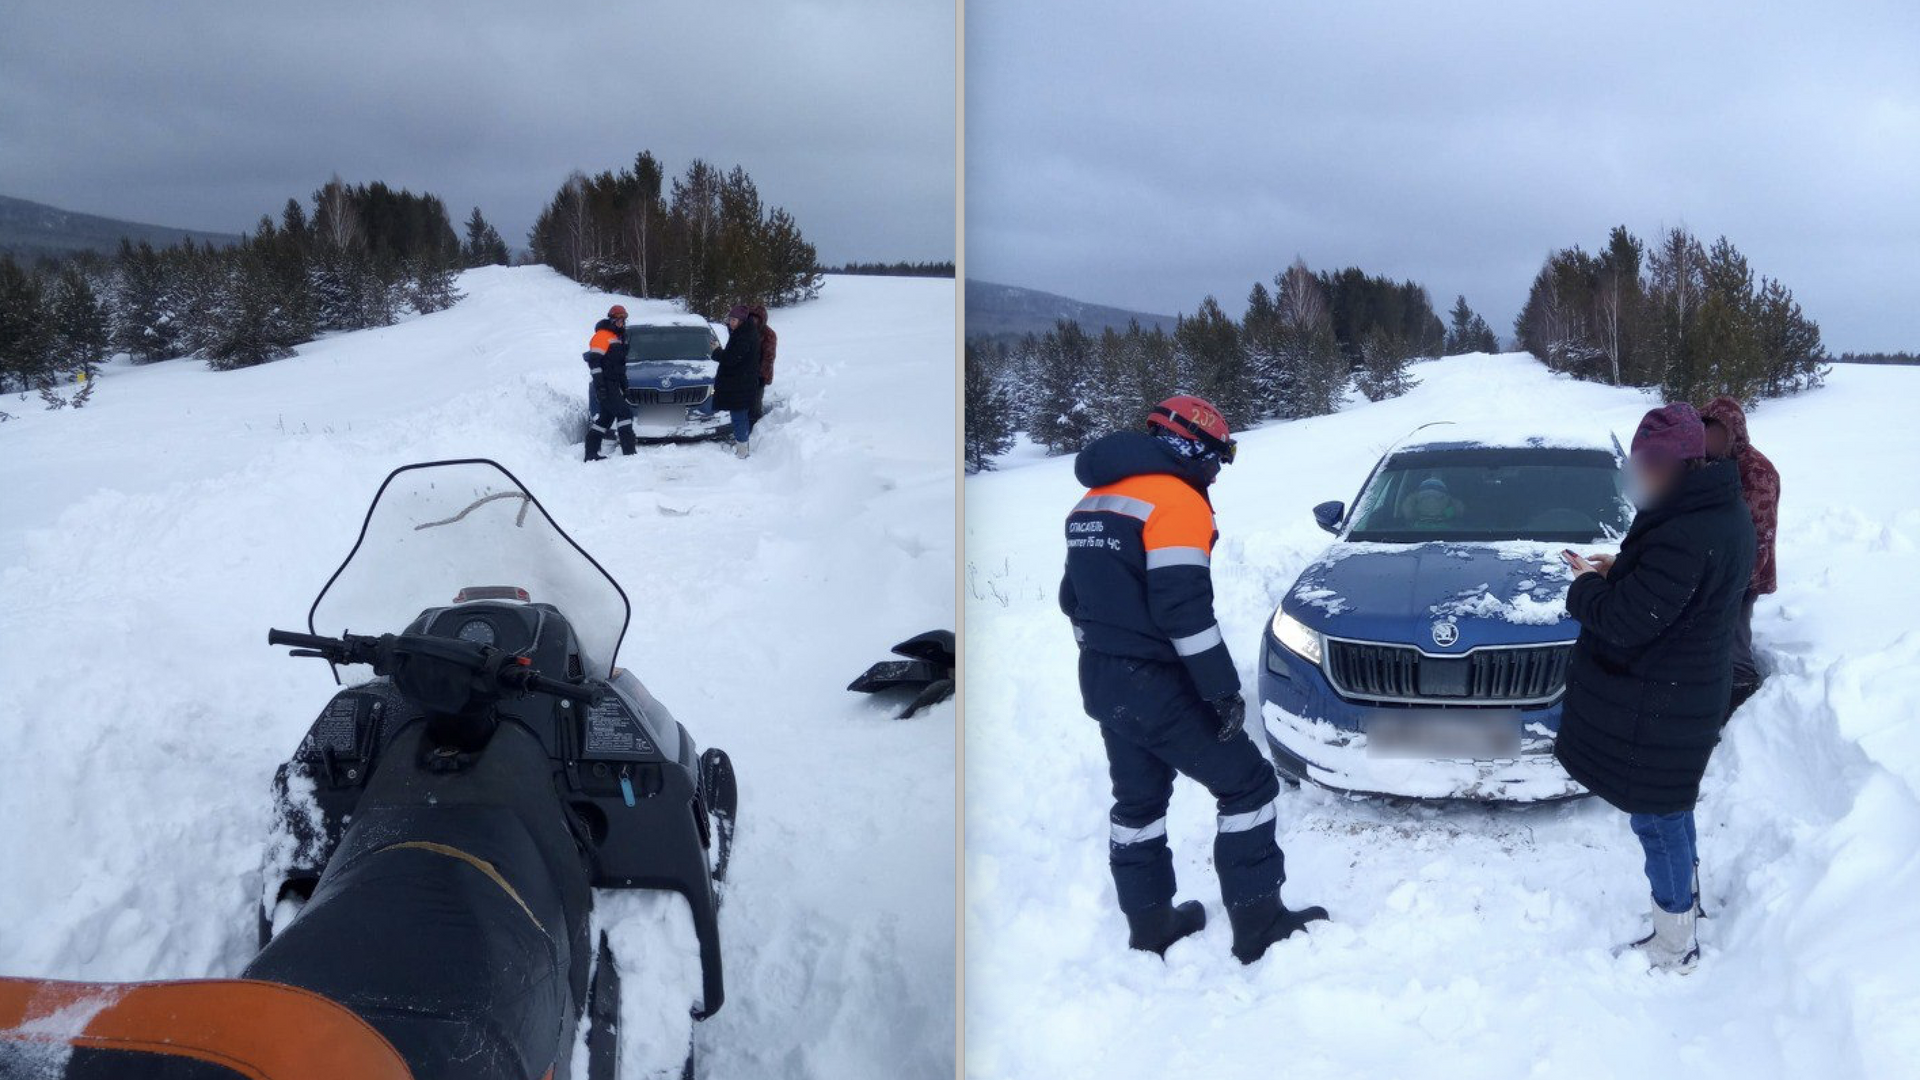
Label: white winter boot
xmin=734 ymin=439 xmax=751 ymax=459
xmin=1619 ymin=903 xmax=1699 ymax=974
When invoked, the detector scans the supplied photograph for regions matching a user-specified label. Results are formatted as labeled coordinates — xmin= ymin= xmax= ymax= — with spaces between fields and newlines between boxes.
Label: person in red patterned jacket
xmin=748 ymin=303 xmax=776 ymax=422
xmin=1700 ymin=395 xmax=1779 ymax=714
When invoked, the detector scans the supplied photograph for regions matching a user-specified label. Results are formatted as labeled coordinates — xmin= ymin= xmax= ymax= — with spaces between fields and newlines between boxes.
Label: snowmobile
xmin=0 ymin=459 xmax=736 ymax=1080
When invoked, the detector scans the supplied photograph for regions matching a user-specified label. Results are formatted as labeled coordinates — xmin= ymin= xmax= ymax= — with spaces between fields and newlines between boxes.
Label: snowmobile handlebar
xmin=266 ymin=628 xmax=599 ymax=705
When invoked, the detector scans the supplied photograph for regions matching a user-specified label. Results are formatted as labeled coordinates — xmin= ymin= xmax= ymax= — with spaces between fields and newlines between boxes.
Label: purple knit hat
xmin=727 ymin=304 xmax=750 ymax=320
xmin=1630 ymin=402 xmax=1706 ymax=465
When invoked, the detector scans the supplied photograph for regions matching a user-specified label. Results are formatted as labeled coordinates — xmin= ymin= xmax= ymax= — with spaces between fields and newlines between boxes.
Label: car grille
xmin=629 ymin=387 xmax=709 ymax=406
xmin=1324 ymin=640 xmax=1572 ymax=705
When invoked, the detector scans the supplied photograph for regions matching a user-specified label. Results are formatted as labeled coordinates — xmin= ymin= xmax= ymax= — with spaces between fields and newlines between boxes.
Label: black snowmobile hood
xmin=1074 ymin=431 xmax=1216 ymax=491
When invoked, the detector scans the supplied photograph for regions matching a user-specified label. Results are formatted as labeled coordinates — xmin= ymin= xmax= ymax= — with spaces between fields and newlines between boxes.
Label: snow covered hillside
xmin=964 ymin=354 xmax=1920 ymax=1080
xmin=0 ymin=268 xmax=957 ymax=1079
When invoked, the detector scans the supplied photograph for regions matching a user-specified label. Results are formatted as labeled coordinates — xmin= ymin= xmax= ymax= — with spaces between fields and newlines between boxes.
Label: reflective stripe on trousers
xmin=1217 ymin=801 xmax=1276 ymax=834
xmin=1110 ymin=817 xmax=1168 ymax=845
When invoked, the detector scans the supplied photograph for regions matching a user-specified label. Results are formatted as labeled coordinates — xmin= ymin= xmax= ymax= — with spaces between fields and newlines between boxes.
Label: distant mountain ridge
xmin=966 ymin=279 xmax=1176 ymax=341
xmin=0 ymin=194 xmax=240 ymax=261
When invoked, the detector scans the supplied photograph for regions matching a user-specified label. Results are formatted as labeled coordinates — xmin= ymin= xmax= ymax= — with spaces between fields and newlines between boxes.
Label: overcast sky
xmin=968 ymin=0 xmax=1920 ymax=353
xmin=1 ymin=0 xmax=954 ymax=265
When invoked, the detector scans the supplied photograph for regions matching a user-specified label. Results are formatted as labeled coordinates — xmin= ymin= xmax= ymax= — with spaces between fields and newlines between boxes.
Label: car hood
xmin=1283 ymin=540 xmax=1588 ymax=652
xmin=625 ymin=358 xmax=716 ymax=390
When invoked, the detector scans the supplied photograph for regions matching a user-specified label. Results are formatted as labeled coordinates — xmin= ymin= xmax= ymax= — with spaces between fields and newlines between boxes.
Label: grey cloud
xmin=967 ymin=0 xmax=1920 ymax=351
xmin=1 ymin=0 xmax=954 ymax=263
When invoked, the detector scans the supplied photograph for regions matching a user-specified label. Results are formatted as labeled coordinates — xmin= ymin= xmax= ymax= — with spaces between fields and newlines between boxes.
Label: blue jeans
xmin=696 ymin=399 xmax=753 ymax=442
xmin=1629 ymin=810 xmax=1697 ymax=914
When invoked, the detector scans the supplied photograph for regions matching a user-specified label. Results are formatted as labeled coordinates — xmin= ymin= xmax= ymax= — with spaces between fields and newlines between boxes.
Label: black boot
xmin=1126 ymin=901 xmax=1205 ymax=957
xmin=1228 ymin=894 xmax=1328 ymax=964
xmin=617 ymin=425 xmax=637 ymax=456
xmin=585 ymin=429 xmax=606 ymax=462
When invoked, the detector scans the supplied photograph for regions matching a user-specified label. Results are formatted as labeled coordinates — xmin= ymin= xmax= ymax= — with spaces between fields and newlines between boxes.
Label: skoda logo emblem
xmin=1430 ymin=620 xmax=1460 ymax=648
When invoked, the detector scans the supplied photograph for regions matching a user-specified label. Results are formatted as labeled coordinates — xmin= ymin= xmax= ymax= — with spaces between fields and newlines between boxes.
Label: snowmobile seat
xmin=243 ymin=806 xmax=576 ymax=1080
xmin=0 ymin=975 xmax=412 ymax=1079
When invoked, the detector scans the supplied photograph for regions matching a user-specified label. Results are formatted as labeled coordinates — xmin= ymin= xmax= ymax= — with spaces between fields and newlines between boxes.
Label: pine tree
xmin=1354 ymin=327 xmax=1417 ymax=401
xmin=1645 ymin=227 xmax=1707 ymax=396
xmin=462 ymin=207 xmax=510 ymax=267
xmin=1683 ymin=235 xmax=1765 ymax=402
xmin=0 ymin=256 xmax=55 ymax=393
xmin=1592 ymin=226 xmax=1646 ymax=384
xmin=1274 ymin=259 xmax=1347 ymax=418
xmin=964 ymin=339 xmax=1017 ymax=471
xmin=48 ymin=264 xmax=110 ymax=380
xmin=1752 ymin=277 xmax=1826 ymax=396
xmin=532 ymin=152 xmax=824 ymax=316
xmin=1442 ymin=296 xmax=1499 ymax=355
xmin=1028 ymin=319 xmax=1099 ymax=454
xmin=110 ymin=240 xmax=183 ymax=362
xmin=1241 ymin=281 xmax=1289 ymax=420
xmin=1175 ymin=296 xmax=1250 ymax=426
xmin=1444 ymin=295 xmax=1477 ymax=355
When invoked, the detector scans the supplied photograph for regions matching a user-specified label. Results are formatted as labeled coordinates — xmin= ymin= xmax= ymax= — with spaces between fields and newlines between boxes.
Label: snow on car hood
xmin=625 ymin=358 xmax=718 ymax=390
xmin=1284 ymin=540 xmax=1587 ymax=650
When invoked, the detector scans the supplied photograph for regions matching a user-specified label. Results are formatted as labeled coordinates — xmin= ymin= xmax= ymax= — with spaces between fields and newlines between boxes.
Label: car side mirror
xmin=1312 ymin=501 xmax=1345 ymax=534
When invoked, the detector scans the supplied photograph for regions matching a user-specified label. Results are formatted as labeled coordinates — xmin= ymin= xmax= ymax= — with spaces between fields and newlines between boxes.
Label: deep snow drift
xmin=0 ymin=267 xmax=956 ymax=1079
xmin=965 ymin=354 xmax=1920 ymax=1080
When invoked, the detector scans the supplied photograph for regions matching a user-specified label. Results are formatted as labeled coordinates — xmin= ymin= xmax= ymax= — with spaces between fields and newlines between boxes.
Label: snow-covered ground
xmin=0 ymin=268 xmax=957 ymax=1079
xmin=964 ymin=354 xmax=1920 ymax=1080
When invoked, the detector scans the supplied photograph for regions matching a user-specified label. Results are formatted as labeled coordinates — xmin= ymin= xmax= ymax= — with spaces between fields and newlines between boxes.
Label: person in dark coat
xmin=1061 ymin=395 xmax=1327 ymax=963
xmin=1699 ymin=395 xmax=1779 ymax=714
xmin=708 ymin=304 xmax=763 ymax=457
xmin=1556 ymin=402 xmax=1755 ymax=974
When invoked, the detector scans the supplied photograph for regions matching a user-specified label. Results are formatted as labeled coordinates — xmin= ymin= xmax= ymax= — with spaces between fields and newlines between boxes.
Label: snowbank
xmin=964 ymin=353 xmax=1920 ymax=1080
xmin=0 ymin=268 xmax=957 ymax=1079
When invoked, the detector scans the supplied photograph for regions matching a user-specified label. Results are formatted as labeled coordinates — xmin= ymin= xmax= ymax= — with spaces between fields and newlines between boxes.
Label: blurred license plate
xmin=1365 ymin=710 xmax=1522 ymax=758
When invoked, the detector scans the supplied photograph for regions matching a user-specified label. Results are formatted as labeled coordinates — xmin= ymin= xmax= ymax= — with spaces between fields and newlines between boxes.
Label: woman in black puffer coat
xmin=1556 ymin=402 xmax=1755 ymax=974
xmin=710 ymin=304 xmax=763 ymax=456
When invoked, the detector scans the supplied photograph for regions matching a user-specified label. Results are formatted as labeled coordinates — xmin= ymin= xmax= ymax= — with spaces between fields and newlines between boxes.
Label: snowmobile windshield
xmin=309 ymin=460 xmax=631 ymax=676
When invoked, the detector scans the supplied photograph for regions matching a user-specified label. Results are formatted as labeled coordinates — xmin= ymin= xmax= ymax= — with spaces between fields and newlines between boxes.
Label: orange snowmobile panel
xmin=0 ymin=976 xmax=413 ymax=1080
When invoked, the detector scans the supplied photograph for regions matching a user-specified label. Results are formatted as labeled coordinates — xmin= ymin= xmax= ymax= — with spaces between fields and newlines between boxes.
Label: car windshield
xmin=1345 ymin=446 xmax=1631 ymax=543
xmin=628 ymin=326 xmax=713 ymax=361
xmin=309 ymin=460 xmax=631 ymax=676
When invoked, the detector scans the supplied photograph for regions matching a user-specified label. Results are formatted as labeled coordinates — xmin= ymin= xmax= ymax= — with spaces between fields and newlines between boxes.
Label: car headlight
xmin=1271 ymin=609 xmax=1324 ymax=665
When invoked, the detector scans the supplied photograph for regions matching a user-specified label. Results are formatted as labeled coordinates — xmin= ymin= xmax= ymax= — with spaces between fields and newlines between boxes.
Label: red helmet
xmin=607 ymin=304 xmax=628 ymax=319
xmin=1147 ymin=395 xmax=1237 ymax=463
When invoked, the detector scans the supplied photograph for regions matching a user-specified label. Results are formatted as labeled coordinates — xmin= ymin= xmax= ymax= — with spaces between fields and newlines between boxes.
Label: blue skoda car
xmin=1259 ymin=423 xmax=1631 ymax=802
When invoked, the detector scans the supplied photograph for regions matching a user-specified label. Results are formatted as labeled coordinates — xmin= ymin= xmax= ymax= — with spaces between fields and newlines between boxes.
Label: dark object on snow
xmin=1556 ymin=458 xmax=1756 ymax=814
xmin=1228 ymin=894 xmax=1331 ymax=964
xmin=1127 ymin=900 xmax=1205 ymax=956
xmin=710 ymin=315 xmax=762 ymax=413
xmin=0 ymin=462 xmax=736 ymax=1080
xmin=848 ymin=630 xmax=955 ymax=718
